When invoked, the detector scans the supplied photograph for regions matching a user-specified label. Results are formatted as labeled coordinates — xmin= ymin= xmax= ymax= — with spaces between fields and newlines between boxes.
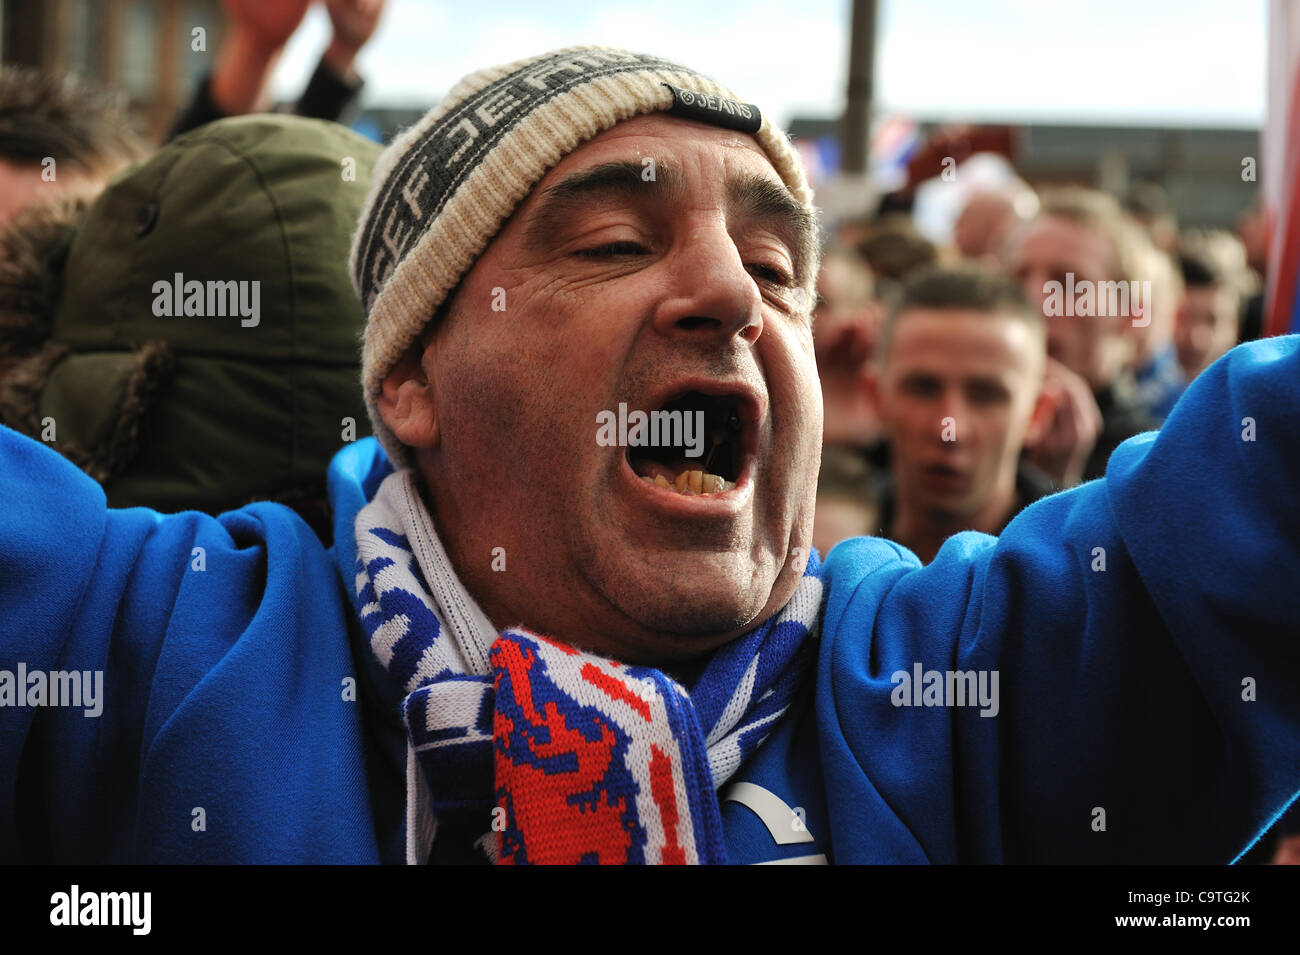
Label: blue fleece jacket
xmin=1 ymin=338 xmax=1297 ymax=864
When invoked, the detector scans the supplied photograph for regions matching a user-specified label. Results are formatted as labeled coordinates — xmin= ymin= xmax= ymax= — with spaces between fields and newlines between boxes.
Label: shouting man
xmin=1 ymin=47 xmax=1298 ymax=865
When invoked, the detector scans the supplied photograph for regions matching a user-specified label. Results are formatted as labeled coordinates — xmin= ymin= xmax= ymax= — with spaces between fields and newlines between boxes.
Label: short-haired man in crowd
xmin=865 ymin=266 xmax=1054 ymax=564
xmin=0 ymin=68 xmax=145 ymax=229
xmin=1 ymin=48 xmax=1298 ymax=865
xmin=1007 ymin=188 xmax=1160 ymax=485
xmin=1125 ymin=242 xmax=1186 ymax=423
xmin=1176 ymin=231 xmax=1250 ymax=381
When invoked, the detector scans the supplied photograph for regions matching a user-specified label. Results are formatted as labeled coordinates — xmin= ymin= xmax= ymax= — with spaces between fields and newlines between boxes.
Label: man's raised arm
xmin=0 ymin=427 xmax=378 ymax=862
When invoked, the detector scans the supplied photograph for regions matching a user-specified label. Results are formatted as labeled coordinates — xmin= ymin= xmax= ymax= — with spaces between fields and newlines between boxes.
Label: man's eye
xmin=967 ymin=384 xmax=1008 ymax=404
xmin=575 ymin=241 xmax=649 ymax=258
xmin=748 ymin=263 xmax=792 ymax=287
xmin=902 ymin=378 xmax=941 ymax=397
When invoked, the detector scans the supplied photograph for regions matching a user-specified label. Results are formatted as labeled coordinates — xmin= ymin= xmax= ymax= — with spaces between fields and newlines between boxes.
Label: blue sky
xmin=273 ymin=0 xmax=1266 ymax=128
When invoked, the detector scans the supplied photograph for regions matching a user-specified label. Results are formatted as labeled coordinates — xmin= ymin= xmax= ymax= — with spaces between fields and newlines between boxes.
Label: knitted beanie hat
xmin=349 ymin=45 xmax=814 ymax=465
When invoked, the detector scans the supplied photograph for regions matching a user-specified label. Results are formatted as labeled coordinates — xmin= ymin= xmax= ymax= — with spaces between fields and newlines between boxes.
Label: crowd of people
xmin=812 ymin=177 xmax=1266 ymax=563
xmin=0 ymin=1 xmax=1296 ymax=867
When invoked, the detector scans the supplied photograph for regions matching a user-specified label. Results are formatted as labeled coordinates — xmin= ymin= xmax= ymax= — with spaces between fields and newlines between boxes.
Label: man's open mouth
xmin=922 ymin=461 xmax=968 ymax=488
xmin=626 ymin=389 xmax=753 ymax=496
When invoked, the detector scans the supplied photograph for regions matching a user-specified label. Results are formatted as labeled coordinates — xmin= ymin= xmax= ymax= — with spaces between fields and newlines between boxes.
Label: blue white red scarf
xmin=352 ymin=470 xmax=823 ymax=864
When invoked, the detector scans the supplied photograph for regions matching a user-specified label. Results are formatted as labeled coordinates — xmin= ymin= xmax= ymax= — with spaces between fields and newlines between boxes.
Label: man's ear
xmin=377 ymin=330 xmax=440 ymax=450
xmin=1024 ymin=367 xmax=1056 ymax=447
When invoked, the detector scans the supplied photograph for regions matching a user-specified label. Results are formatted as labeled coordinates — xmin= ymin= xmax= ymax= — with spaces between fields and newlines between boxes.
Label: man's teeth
xmin=641 ymin=470 xmax=734 ymax=495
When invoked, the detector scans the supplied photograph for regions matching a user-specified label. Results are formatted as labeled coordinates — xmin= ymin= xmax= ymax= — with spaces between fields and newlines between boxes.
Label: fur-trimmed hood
xmin=0 ymin=116 xmax=384 ymax=540
xmin=0 ymin=194 xmax=172 ymax=483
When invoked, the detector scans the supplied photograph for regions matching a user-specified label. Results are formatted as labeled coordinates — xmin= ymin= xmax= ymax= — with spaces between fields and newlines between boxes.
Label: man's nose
xmin=936 ymin=388 xmax=965 ymax=445
xmin=651 ymin=223 xmax=763 ymax=345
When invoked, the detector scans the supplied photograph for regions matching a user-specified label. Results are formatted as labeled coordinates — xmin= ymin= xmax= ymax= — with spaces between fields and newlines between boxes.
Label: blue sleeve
xmin=0 ymin=426 xmax=380 ymax=862
xmin=818 ymin=336 xmax=1300 ymax=863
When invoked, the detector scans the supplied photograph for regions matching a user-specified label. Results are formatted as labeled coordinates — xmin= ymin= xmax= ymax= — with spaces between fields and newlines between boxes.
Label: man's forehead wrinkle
xmin=520 ymin=152 xmax=815 ymax=282
xmin=545 ymin=158 xmax=685 ymax=200
xmin=522 ymin=159 xmax=684 ymax=249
